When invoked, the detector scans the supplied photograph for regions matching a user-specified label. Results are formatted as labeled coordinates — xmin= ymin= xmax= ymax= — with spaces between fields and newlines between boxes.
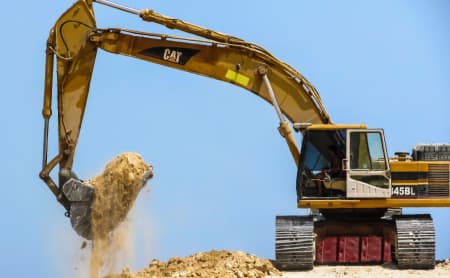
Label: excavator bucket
xmin=61 ymin=165 xmax=154 ymax=239
xmin=62 ymin=179 xmax=96 ymax=239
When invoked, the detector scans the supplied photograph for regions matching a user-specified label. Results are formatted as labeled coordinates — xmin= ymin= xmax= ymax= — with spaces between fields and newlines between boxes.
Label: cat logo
xmin=163 ymin=49 xmax=183 ymax=64
xmin=138 ymin=47 xmax=200 ymax=65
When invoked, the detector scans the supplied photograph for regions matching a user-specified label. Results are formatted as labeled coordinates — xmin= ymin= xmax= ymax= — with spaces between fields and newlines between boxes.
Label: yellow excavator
xmin=40 ymin=0 xmax=450 ymax=269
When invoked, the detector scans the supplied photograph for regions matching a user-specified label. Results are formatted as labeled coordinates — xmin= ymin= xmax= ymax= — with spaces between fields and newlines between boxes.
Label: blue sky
xmin=1 ymin=0 xmax=449 ymax=277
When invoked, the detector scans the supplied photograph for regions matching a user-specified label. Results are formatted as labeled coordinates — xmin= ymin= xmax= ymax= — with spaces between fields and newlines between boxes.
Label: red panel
xmin=315 ymin=236 xmax=392 ymax=264
xmin=383 ymin=239 xmax=392 ymax=263
xmin=316 ymin=237 xmax=338 ymax=263
xmin=361 ymin=236 xmax=382 ymax=262
xmin=338 ymin=237 xmax=360 ymax=263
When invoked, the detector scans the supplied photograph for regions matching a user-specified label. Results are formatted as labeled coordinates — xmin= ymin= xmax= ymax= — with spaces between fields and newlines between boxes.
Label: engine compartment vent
xmin=412 ymin=144 xmax=450 ymax=161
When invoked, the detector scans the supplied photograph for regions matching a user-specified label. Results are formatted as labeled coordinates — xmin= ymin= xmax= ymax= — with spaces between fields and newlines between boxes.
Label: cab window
xmin=350 ymin=132 xmax=387 ymax=170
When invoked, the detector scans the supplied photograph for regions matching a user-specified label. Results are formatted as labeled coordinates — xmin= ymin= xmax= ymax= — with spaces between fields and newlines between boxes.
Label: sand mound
xmin=108 ymin=254 xmax=450 ymax=278
xmin=110 ymin=250 xmax=282 ymax=278
xmin=437 ymin=259 xmax=450 ymax=271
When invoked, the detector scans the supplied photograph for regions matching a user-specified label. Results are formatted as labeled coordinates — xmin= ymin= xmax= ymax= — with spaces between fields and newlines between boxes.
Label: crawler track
xmin=395 ymin=214 xmax=435 ymax=269
xmin=275 ymin=215 xmax=314 ymax=270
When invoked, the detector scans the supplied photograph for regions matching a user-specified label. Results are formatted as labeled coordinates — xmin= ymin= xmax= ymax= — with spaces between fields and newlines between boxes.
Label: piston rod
xmin=259 ymin=69 xmax=300 ymax=165
xmin=94 ymin=0 xmax=139 ymax=15
xmin=261 ymin=73 xmax=285 ymax=123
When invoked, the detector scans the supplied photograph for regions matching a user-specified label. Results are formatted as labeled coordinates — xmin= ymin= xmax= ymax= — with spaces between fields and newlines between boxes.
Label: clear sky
xmin=1 ymin=0 xmax=449 ymax=277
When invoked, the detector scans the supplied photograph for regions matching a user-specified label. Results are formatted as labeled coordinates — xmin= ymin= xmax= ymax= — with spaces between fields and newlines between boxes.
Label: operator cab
xmin=296 ymin=125 xmax=391 ymax=200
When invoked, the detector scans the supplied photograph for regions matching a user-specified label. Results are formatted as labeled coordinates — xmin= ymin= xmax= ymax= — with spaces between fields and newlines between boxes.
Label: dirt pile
xmin=86 ymin=152 xmax=153 ymax=278
xmin=437 ymin=259 xmax=450 ymax=271
xmin=109 ymin=256 xmax=450 ymax=278
xmin=111 ymin=250 xmax=282 ymax=278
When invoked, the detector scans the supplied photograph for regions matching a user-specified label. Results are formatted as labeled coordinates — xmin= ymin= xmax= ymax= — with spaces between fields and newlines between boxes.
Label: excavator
xmin=40 ymin=0 xmax=450 ymax=270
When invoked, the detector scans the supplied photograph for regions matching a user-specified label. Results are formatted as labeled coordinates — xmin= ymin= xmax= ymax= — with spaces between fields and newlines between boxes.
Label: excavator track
xmin=275 ymin=215 xmax=314 ymax=270
xmin=395 ymin=214 xmax=435 ymax=269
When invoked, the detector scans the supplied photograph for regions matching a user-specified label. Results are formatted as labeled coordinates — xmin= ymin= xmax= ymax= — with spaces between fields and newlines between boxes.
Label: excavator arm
xmin=40 ymin=0 xmax=98 ymax=214
xmin=40 ymin=0 xmax=331 ymax=238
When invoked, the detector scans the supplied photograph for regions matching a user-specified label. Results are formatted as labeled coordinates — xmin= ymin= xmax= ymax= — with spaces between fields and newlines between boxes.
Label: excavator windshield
xmin=297 ymin=129 xmax=347 ymax=199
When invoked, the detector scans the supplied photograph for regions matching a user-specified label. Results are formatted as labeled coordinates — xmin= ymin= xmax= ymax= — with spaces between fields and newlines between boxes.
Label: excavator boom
xmin=40 ymin=0 xmax=330 ymax=239
xmin=91 ymin=28 xmax=330 ymax=125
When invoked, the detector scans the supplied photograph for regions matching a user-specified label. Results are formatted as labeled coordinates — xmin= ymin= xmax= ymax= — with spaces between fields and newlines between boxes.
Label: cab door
xmin=346 ymin=129 xmax=391 ymax=198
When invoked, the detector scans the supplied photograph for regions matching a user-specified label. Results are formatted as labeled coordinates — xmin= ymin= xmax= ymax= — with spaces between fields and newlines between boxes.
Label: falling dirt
xmin=85 ymin=152 xmax=153 ymax=278
xmin=107 ymin=250 xmax=282 ymax=278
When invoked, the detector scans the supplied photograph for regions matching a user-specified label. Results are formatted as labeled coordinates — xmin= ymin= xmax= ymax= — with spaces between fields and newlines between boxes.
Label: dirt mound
xmin=86 ymin=152 xmax=153 ymax=278
xmin=110 ymin=250 xmax=282 ymax=278
xmin=437 ymin=259 xmax=450 ymax=271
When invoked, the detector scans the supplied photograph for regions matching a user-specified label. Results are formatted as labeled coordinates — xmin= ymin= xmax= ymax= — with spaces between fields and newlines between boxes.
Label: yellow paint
xmin=306 ymin=124 xmax=367 ymax=130
xmin=299 ymin=198 xmax=450 ymax=209
xmin=392 ymin=180 xmax=427 ymax=185
xmin=390 ymin=161 xmax=428 ymax=172
xmin=225 ymin=69 xmax=250 ymax=86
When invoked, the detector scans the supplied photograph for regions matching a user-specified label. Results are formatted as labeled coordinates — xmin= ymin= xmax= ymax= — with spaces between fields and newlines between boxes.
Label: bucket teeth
xmin=62 ymin=178 xmax=95 ymax=239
